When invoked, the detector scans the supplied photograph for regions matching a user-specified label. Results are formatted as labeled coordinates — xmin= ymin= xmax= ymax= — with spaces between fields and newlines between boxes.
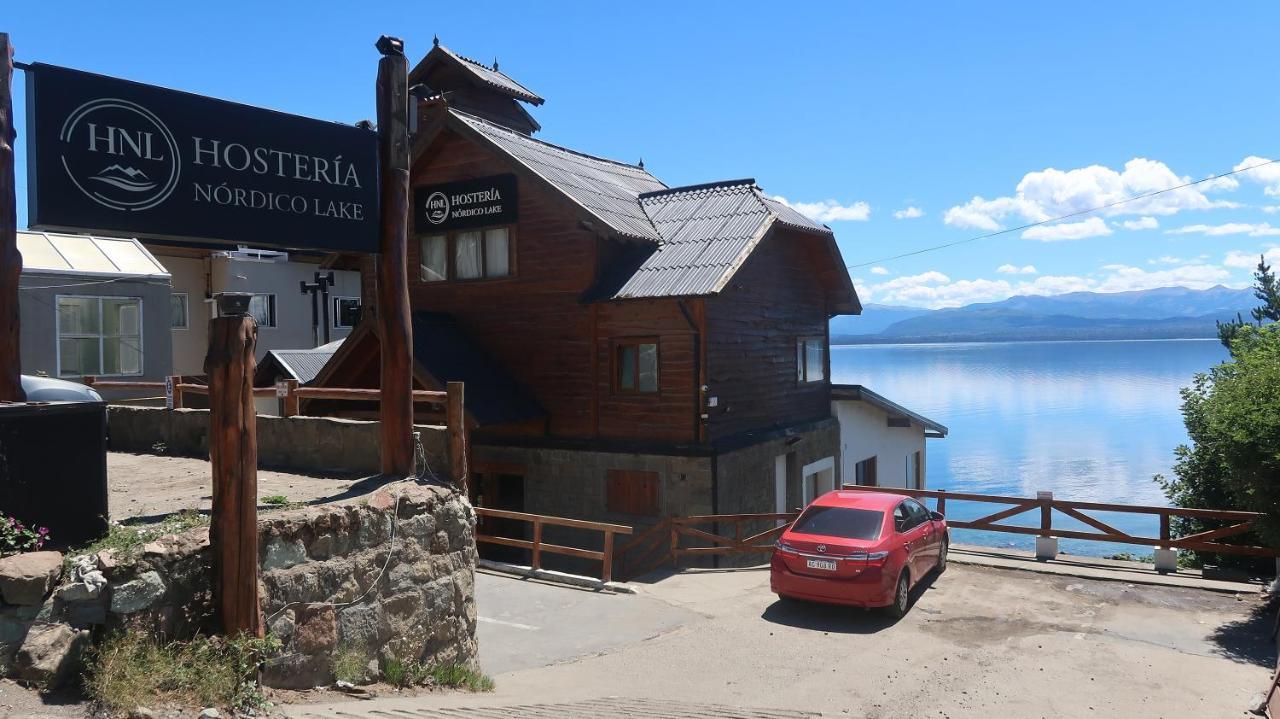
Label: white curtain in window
xmin=484 ymin=228 xmax=509 ymax=277
xmin=456 ymin=231 xmax=483 ymax=279
xmin=420 ymin=235 xmax=447 ymax=282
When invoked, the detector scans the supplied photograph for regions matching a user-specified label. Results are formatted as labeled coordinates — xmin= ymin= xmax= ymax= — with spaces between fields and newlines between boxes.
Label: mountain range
xmin=832 ymin=285 xmax=1257 ymax=344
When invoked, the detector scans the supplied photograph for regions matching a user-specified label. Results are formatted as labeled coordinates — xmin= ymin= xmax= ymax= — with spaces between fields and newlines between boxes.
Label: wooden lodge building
xmin=315 ymin=40 xmax=861 ymax=528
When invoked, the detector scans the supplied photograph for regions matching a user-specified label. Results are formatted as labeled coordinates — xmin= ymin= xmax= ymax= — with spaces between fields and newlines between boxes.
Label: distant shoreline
xmin=831 ymin=336 xmax=1223 ymax=348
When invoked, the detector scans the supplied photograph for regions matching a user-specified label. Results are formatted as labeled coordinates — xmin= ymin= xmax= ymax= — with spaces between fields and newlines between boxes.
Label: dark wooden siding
xmin=408 ymin=129 xmax=598 ymax=438
xmin=593 ymin=299 xmax=698 ymax=443
xmin=704 ymin=229 xmax=832 ymax=441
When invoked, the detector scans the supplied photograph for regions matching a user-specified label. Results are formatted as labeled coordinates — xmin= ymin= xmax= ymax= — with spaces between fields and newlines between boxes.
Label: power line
xmin=846 ymin=158 xmax=1279 ymax=270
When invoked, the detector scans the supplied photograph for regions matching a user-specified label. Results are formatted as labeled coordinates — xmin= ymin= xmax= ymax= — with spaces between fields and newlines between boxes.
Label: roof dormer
xmin=410 ymin=38 xmax=544 ymax=135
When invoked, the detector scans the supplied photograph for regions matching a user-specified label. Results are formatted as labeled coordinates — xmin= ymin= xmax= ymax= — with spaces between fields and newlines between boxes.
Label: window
xmin=333 ymin=297 xmax=361 ymax=328
xmin=57 ymin=296 xmax=143 ymax=377
xmin=854 ymin=456 xmax=877 ymax=487
xmin=418 ymin=226 xmax=512 ymax=282
xmin=796 ymin=337 xmax=826 ymax=383
xmin=606 ymin=469 xmax=660 ymax=516
xmin=615 ymin=340 xmax=658 ymax=393
xmin=792 ymin=506 xmax=883 ymax=541
xmin=248 ymin=294 xmax=276 ymax=328
xmin=170 ymin=293 xmax=188 ymax=330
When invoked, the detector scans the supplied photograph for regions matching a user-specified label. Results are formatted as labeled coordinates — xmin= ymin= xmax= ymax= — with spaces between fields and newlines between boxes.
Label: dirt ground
xmin=107 ymin=451 xmax=366 ymax=521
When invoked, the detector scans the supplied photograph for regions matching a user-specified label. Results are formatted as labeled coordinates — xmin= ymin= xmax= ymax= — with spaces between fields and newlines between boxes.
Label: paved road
xmin=283 ymin=698 xmax=818 ymax=719
xmin=472 ymin=569 xmax=699 ymax=675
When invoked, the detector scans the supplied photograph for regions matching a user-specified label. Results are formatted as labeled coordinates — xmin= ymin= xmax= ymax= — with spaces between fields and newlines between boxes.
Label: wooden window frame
xmin=605 ymin=469 xmax=661 ymax=517
xmin=415 ymin=224 xmax=517 ymax=284
xmin=796 ymin=336 xmax=826 ymax=384
xmin=612 ymin=337 xmax=660 ymax=395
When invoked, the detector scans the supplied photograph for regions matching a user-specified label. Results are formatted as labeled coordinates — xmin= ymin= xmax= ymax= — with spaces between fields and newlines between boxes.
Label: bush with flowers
xmin=0 ymin=513 xmax=50 ymax=557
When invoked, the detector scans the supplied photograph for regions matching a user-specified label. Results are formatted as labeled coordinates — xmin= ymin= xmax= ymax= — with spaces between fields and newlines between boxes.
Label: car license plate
xmin=806 ymin=558 xmax=837 ymax=571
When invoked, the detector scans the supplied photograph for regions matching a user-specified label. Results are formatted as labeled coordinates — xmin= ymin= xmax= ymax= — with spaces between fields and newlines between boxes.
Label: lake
xmin=831 ymin=339 xmax=1230 ymax=556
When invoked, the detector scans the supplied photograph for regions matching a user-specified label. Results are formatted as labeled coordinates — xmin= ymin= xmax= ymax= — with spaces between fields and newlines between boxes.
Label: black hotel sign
xmin=414 ymin=174 xmax=517 ymax=232
xmin=26 ymin=64 xmax=379 ymax=253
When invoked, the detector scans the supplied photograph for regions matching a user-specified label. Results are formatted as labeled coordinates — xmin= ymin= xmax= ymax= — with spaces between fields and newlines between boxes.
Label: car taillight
xmin=775 ymin=540 xmax=798 ymax=555
xmin=864 ymin=551 xmax=889 ymax=563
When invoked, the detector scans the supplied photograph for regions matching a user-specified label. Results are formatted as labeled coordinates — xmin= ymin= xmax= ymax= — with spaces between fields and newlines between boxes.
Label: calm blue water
xmin=831 ymin=339 xmax=1230 ymax=557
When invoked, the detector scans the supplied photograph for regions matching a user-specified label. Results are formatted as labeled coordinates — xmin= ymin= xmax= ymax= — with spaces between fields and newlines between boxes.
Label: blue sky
xmin=9 ymin=2 xmax=1280 ymax=308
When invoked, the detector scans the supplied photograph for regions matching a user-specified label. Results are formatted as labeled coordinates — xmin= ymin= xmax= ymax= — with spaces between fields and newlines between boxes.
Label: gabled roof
xmin=450 ymin=110 xmax=666 ymax=242
xmin=831 ymin=384 xmax=948 ymax=438
xmin=415 ymin=43 xmax=544 ymax=106
xmin=255 ymin=340 xmax=343 ymax=387
xmin=441 ymin=111 xmax=859 ymax=312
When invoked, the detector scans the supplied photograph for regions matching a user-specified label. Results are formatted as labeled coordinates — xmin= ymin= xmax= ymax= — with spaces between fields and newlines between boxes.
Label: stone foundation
xmin=0 ymin=482 xmax=478 ymax=689
xmin=105 ymin=406 xmax=451 ymax=477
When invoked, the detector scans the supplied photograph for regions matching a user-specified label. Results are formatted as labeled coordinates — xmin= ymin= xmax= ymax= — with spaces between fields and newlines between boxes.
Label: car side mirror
xmin=930 ymin=511 xmax=944 ymax=521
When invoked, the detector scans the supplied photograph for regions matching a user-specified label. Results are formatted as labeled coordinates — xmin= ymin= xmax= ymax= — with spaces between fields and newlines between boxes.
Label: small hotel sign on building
xmin=414 ymin=174 xmax=517 ymax=232
xmin=25 ymin=63 xmax=379 ymax=253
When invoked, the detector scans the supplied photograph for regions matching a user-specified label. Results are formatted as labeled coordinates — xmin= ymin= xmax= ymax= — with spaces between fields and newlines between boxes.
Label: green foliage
xmin=427 ymin=663 xmax=494 ymax=692
xmin=331 ymin=643 xmax=372 ymax=685
xmin=261 ymin=495 xmax=290 ymax=506
xmin=1218 ymin=256 xmax=1280 ymax=349
xmin=1158 ymin=323 xmax=1280 ymax=570
xmin=86 ymin=627 xmax=281 ymax=716
xmin=73 ymin=510 xmax=209 ymax=567
xmin=0 ymin=512 xmax=50 ymax=557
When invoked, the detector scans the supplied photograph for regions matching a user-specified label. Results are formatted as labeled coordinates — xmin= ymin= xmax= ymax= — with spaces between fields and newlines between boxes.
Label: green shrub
xmin=261 ymin=495 xmax=290 ymax=506
xmin=1 ymin=512 xmax=50 ymax=557
xmin=86 ymin=628 xmax=280 ymax=716
xmin=331 ymin=643 xmax=371 ymax=685
xmin=428 ymin=663 xmax=494 ymax=692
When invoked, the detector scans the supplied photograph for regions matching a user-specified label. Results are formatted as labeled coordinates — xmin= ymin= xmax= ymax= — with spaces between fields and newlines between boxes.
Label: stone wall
xmin=106 ymin=406 xmax=451 ymax=477
xmin=0 ymin=482 xmax=477 ymax=689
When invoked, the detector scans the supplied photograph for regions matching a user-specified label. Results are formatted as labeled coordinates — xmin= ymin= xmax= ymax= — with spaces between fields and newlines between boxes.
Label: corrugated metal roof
xmin=453 ymin=110 xmax=666 ymax=241
xmin=265 ymin=346 xmax=340 ymax=386
xmin=428 ymin=44 xmax=544 ymax=106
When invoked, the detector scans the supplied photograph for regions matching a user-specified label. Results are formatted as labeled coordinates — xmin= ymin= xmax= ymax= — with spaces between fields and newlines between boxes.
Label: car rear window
xmin=791 ymin=506 xmax=884 ymax=541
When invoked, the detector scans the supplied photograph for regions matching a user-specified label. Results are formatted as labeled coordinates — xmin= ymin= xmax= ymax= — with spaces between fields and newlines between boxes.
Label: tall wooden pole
xmin=205 ymin=292 xmax=263 ymax=638
xmin=375 ymin=36 xmax=414 ymax=477
xmin=0 ymin=34 xmax=24 ymax=403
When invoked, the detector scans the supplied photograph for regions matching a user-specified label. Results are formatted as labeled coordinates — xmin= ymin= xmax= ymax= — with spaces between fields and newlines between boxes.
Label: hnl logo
xmin=58 ymin=98 xmax=180 ymax=211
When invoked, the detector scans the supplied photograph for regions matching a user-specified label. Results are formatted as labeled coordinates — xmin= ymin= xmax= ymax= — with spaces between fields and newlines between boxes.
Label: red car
xmin=771 ymin=490 xmax=948 ymax=617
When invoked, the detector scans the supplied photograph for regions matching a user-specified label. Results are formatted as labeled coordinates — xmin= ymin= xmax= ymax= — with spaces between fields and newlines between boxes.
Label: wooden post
xmin=374 ymin=36 xmax=414 ymax=477
xmin=1160 ymin=513 xmax=1171 ymax=549
xmin=281 ymin=378 xmax=299 ymax=418
xmin=446 ymin=381 xmax=468 ymax=489
xmin=936 ymin=489 xmax=946 ymax=518
xmin=531 ymin=519 xmax=542 ymax=570
xmin=167 ymin=375 xmax=184 ymax=409
xmin=602 ymin=530 xmax=615 ymax=584
xmin=204 ymin=293 xmax=263 ymax=638
xmin=0 ymin=34 xmax=22 ymax=403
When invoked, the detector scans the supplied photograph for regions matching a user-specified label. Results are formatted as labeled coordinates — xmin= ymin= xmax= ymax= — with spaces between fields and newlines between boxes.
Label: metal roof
xmin=427 ymin=44 xmax=544 ymax=106
xmin=18 ymin=231 xmax=170 ymax=278
xmin=261 ymin=344 xmax=342 ymax=386
xmin=452 ymin=110 xmax=666 ymax=241
xmin=831 ymin=384 xmax=948 ymax=438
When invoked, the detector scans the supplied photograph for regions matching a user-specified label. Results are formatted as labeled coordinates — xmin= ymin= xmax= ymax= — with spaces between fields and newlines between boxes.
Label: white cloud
xmin=1233 ymin=156 xmax=1280 ymax=196
xmin=997 ymin=264 xmax=1038 ymax=275
xmin=1166 ymin=222 xmax=1280 ymax=237
xmin=771 ymin=196 xmax=870 ymax=222
xmin=1022 ymin=217 xmax=1113 ymax=242
xmin=1224 ymin=246 xmax=1280 ymax=269
xmin=944 ymin=158 xmax=1237 ymax=232
xmin=1148 ymin=255 xmax=1206 ymax=265
xmin=1120 ymin=216 xmax=1159 ymax=230
xmin=892 ymin=206 xmax=924 ymax=220
xmin=863 ymin=261 xmax=1236 ymax=309
xmin=870 ymin=266 xmax=890 ymax=275
xmin=1262 ymin=205 xmax=1280 ymax=214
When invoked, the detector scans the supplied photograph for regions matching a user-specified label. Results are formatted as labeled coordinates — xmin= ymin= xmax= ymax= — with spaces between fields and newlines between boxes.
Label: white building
xmin=146 ymin=244 xmax=361 ymax=376
xmin=832 ymin=384 xmax=947 ymax=490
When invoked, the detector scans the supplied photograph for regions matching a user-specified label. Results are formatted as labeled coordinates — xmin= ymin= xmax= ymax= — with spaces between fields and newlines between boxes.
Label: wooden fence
xmin=618 ymin=513 xmax=798 ymax=581
xmin=838 ymin=485 xmax=1275 ymax=557
xmin=83 ymin=376 xmax=468 ymax=484
xmin=474 ymin=507 xmax=632 ymax=583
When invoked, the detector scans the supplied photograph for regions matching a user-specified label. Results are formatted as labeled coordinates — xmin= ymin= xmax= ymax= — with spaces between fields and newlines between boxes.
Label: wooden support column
xmin=446 ymin=381 xmax=468 ymax=489
xmin=281 ymin=378 xmax=299 ymax=418
xmin=0 ymin=34 xmax=23 ymax=403
xmin=374 ymin=35 xmax=413 ymax=477
xmin=205 ymin=293 xmax=263 ymax=638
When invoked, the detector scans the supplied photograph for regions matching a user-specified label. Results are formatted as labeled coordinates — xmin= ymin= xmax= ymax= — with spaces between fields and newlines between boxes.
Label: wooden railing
xmin=474 ymin=507 xmax=632 ymax=583
xmin=617 ymin=513 xmax=799 ymax=581
xmin=839 ymin=485 xmax=1275 ymax=557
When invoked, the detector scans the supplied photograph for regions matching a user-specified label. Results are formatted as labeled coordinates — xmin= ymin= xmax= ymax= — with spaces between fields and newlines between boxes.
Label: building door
xmin=801 ymin=457 xmax=836 ymax=505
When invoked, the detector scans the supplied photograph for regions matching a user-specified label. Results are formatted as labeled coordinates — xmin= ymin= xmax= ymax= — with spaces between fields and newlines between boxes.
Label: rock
xmin=0 ymin=552 xmax=64 ymax=605
xmin=293 ymin=605 xmax=337 ymax=654
xmin=56 ymin=569 xmax=108 ymax=602
xmin=110 ymin=571 xmax=166 ymax=614
xmin=13 ymin=622 xmax=90 ymax=688
xmin=141 ymin=541 xmax=168 ymax=557
xmin=129 ymin=706 xmax=156 ymax=719
xmin=97 ymin=549 xmax=120 ymax=573
xmin=200 ymin=708 xmax=221 ymax=719
xmin=262 ymin=538 xmax=307 ymax=572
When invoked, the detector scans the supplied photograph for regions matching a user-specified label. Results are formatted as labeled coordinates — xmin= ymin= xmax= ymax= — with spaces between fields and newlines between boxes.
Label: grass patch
xmin=331 ymin=643 xmax=372 ymax=685
xmin=428 ymin=663 xmax=494 ymax=692
xmin=261 ymin=495 xmax=290 ymax=506
xmin=86 ymin=627 xmax=280 ymax=716
xmin=70 ymin=510 xmax=210 ymax=569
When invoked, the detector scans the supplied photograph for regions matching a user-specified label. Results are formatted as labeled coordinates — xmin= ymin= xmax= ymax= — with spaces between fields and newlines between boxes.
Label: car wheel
xmin=936 ymin=540 xmax=948 ymax=574
xmin=884 ymin=571 xmax=910 ymax=619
